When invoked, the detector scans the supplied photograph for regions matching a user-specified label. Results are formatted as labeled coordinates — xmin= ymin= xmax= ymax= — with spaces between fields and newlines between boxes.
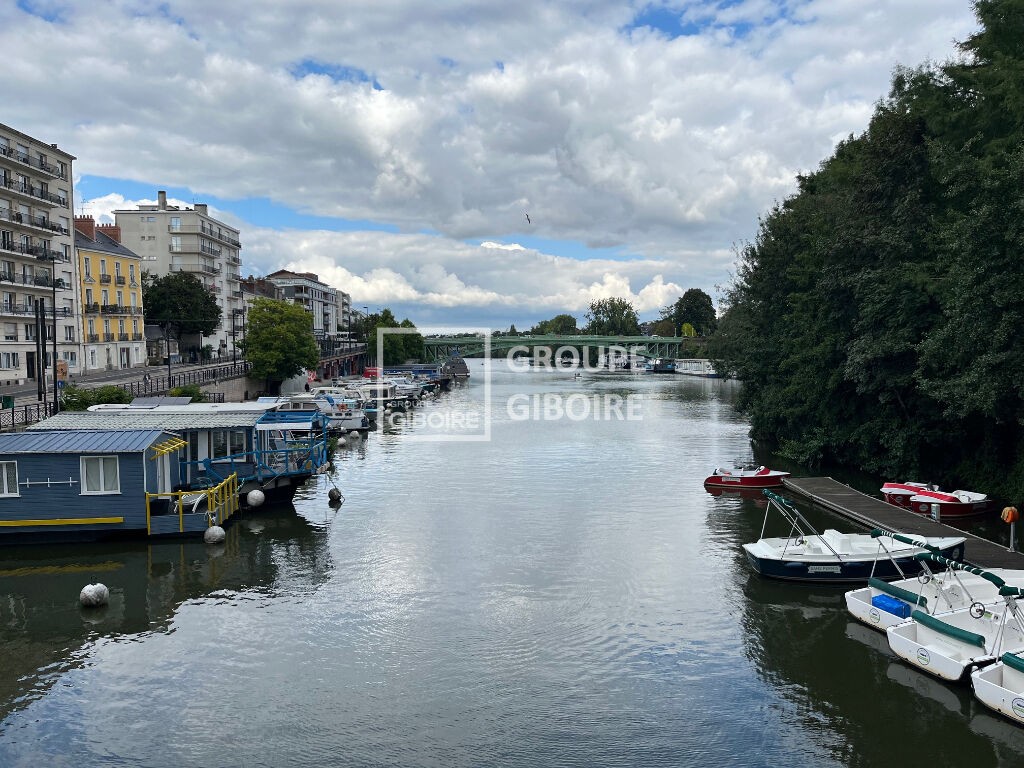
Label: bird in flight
xmin=525 ymin=212 xmax=531 ymax=224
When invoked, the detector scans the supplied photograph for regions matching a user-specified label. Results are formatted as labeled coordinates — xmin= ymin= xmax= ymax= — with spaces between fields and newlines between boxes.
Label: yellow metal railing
xmin=145 ymin=474 xmax=240 ymax=535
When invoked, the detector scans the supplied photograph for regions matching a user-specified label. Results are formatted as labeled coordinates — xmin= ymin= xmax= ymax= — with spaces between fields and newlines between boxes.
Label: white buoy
xmin=337 ymin=435 xmax=347 ymax=445
xmin=80 ymin=583 xmax=109 ymax=607
xmin=349 ymin=430 xmax=360 ymax=438
xmin=204 ymin=525 xmax=226 ymax=544
xmin=246 ymin=489 xmax=266 ymax=508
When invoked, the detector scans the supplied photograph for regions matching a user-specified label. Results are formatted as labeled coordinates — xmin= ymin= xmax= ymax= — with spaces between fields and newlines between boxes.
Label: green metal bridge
xmin=422 ymin=334 xmax=702 ymax=362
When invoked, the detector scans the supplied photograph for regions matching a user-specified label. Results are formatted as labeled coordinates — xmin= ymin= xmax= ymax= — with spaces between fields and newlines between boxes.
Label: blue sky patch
xmin=16 ymin=0 xmax=66 ymax=23
xmin=290 ymin=59 xmax=383 ymax=90
xmin=76 ymin=175 xmax=400 ymax=235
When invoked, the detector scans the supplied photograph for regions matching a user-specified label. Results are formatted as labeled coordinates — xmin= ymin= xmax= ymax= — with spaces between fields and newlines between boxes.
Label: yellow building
xmin=73 ymin=216 xmax=145 ymax=371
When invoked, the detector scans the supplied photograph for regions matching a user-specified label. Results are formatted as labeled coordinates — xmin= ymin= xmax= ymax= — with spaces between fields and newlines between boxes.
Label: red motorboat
xmin=704 ymin=465 xmax=790 ymax=489
xmin=880 ymin=481 xmax=990 ymax=518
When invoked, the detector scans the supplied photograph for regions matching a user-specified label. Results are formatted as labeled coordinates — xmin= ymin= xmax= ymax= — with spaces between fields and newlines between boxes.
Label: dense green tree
xmin=661 ymin=289 xmax=718 ymax=336
xmin=143 ymin=272 xmax=221 ymax=339
xmin=530 ymin=313 xmax=579 ymax=335
xmin=240 ymin=298 xmax=319 ymax=394
xmin=649 ymin=319 xmax=675 ymax=336
xmin=583 ymin=298 xmax=640 ymax=336
xmin=707 ymin=0 xmax=1024 ymax=498
xmin=59 ymin=384 xmax=132 ymax=411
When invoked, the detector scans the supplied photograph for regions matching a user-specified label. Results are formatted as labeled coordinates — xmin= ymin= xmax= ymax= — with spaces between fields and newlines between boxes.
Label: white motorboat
xmin=971 ymin=597 xmax=1024 ymax=724
xmin=846 ymin=552 xmax=1021 ymax=632
xmin=887 ymin=576 xmax=1024 ymax=682
xmin=743 ymin=491 xmax=966 ymax=583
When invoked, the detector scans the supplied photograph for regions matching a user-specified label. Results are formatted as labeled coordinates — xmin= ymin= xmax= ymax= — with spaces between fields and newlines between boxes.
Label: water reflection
xmin=0 ymin=503 xmax=331 ymax=722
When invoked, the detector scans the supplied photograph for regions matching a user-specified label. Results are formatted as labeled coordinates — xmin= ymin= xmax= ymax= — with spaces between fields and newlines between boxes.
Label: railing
xmin=118 ymin=333 xmax=129 ymax=341
xmin=101 ymin=304 xmax=128 ymax=314
xmin=0 ymin=208 xmax=68 ymax=235
xmin=0 ymin=240 xmax=64 ymax=261
xmin=145 ymin=473 xmax=240 ymax=535
xmin=84 ymin=303 xmax=100 ymax=314
xmin=115 ymin=276 xmax=125 ymax=285
xmin=0 ymin=145 xmax=66 ymax=179
xmin=1 ymin=178 xmax=65 ymax=206
xmin=99 ymin=274 xmax=111 ymax=284
xmin=87 ymin=333 xmax=99 ymax=342
xmin=0 ymin=303 xmax=72 ymax=317
xmin=103 ymin=333 xmax=115 ymax=341
xmin=167 ymin=224 xmax=241 ymax=248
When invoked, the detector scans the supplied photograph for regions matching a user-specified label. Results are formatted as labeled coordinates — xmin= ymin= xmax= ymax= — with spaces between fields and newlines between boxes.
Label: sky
xmin=2 ymin=0 xmax=979 ymax=330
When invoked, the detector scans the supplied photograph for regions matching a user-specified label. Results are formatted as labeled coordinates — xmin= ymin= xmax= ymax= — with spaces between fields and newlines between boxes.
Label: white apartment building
xmin=114 ymin=190 xmax=243 ymax=355
xmin=266 ymin=270 xmax=341 ymax=341
xmin=0 ymin=123 xmax=77 ymax=389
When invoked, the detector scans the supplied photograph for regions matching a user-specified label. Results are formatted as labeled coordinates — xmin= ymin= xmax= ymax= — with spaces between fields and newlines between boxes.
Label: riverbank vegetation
xmin=707 ymin=0 xmax=1024 ymax=499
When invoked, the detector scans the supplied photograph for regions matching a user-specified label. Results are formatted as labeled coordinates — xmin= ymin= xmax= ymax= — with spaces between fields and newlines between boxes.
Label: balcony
xmin=0 ymin=208 xmax=68 ymax=236
xmin=170 ymin=262 xmax=217 ymax=275
xmin=84 ymin=303 xmax=100 ymax=314
xmin=87 ymin=333 xmax=99 ymax=343
xmin=103 ymin=333 xmax=115 ymax=342
xmin=0 ymin=145 xmax=66 ymax=179
xmin=99 ymin=274 xmax=111 ymax=284
xmin=1 ymin=178 xmax=66 ymax=208
xmin=118 ymin=333 xmax=129 ymax=341
xmin=101 ymin=304 xmax=127 ymax=314
xmin=132 ymin=333 xmax=144 ymax=341
xmin=115 ymin=275 xmax=126 ymax=285
xmin=167 ymin=224 xmax=241 ymax=248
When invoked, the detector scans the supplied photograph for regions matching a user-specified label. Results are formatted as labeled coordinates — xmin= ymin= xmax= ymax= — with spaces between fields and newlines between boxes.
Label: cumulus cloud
xmin=3 ymin=0 xmax=979 ymax=327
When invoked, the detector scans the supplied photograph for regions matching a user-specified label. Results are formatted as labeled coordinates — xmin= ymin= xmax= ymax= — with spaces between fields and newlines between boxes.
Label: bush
xmin=168 ymin=384 xmax=206 ymax=402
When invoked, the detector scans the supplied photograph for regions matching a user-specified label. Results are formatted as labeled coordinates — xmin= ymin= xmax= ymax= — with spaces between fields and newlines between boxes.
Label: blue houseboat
xmin=0 ymin=429 xmax=239 ymax=541
xmin=30 ymin=401 xmax=330 ymax=511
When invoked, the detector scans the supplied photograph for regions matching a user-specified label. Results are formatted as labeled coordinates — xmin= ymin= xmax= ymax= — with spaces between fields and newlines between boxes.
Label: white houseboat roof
xmin=0 ymin=429 xmax=172 ymax=453
xmin=31 ymin=410 xmax=269 ymax=431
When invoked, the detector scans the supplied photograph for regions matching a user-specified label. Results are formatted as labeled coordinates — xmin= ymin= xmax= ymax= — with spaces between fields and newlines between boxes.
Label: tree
xmin=365 ymin=308 xmax=423 ymax=364
xmin=143 ymin=272 xmax=221 ymax=340
xmin=662 ymin=289 xmax=717 ymax=336
xmin=240 ymin=298 xmax=319 ymax=394
xmin=583 ymin=298 xmax=640 ymax=335
xmin=59 ymin=384 xmax=132 ymax=411
xmin=650 ymin=319 xmax=675 ymax=336
xmin=530 ymin=313 xmax=579 ymax=335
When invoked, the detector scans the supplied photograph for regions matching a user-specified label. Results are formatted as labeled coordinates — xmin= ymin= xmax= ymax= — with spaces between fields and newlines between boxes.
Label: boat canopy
xmin=914 ymin=552 xmax=1003 ymax=586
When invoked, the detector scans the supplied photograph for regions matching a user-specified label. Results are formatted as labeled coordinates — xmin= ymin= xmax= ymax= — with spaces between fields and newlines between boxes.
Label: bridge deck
xmin=783 ymin=477 xmax=1024 ymax=569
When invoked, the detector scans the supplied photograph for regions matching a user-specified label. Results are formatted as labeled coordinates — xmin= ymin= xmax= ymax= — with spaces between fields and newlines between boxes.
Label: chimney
xmin=74 ymin=215 xmax=96 ymax=240
xmin=158 ymin=190 xmax=167 ymax=210
xmin=194 ymin=203 xmax=208 ymax=216
xmin=96 ymin=223 xmax=121 ymax=243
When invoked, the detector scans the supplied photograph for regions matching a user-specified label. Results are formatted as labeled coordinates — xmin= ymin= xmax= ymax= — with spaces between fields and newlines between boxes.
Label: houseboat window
xmin=188 ymin=431 xmax=200 ymax=461
xmin=81 ymin=456 xmax=119 ymax=494
xmin=211 ymin=430 xmax=246 ymax=459
xmin=0 ymin=461 xmax=18 ymax=496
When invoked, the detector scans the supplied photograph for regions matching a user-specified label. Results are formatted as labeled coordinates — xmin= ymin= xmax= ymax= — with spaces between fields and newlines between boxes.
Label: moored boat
xmin=881 ymin=481 xmax=990 ymax=518
xmin=887 ymin=580 xmax=1024 ymax=683
xmin=971 ymin=619 xmax=1024 ymax=723
xmin=742 ymin=491 xmax=966 ymax=583
xmin=846 ymin=553 xmax=1020 ymax=632
xmin=704 ymin=465 xmax=790 ymax=488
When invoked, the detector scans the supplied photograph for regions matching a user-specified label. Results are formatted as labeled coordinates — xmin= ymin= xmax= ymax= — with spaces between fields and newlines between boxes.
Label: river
xmin=0 ymin=359 xmax=1022 ymax=767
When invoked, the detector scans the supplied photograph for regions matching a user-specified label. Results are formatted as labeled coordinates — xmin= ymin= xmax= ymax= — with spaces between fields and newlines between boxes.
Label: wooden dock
xmin=783 ymin=477 xmax=1024 ymax=570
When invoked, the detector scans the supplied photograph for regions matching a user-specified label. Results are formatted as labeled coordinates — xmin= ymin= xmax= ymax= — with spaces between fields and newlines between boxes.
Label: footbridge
xmin=422 ymin=334 xmax=700 ymax=362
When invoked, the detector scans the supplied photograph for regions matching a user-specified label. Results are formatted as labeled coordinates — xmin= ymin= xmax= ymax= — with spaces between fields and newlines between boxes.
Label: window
xmin=85 ymin=288 xmax=93 ymax=305
xmin=129 ymin=264 xmax=136 ymax=282
xmin=84 ymin=258 xmax=91 ymax=277
xmin=81 ymin=456 xmax=119 ymax=494
xmin=100 ymin=259 xmax=106 ymax=276
xmin=211 ymin=430 xmax=246 ymax=459
xmin=24 ymin=324 xmax=35 ymax=341
xmin=170 ymin=216 xmax=181 ymax=231
xmin=0 ymin=352 xmax=18 ymax=369
xmin=0 ymin=461 xmax=17 ymax=496
xmin=170 ymin=236 xmax=181 ymax=252
xmin=3 ymin=323 xmax=15 ymax=341
xmin=116 ymin=291 xmax=123 ymax=305
xmin=64 ymin=326 xmax=74 ymax=342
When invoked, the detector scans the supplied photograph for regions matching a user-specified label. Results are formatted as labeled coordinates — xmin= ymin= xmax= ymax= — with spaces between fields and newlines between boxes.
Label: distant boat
xmin=704 ymin=465 xmax=790 ymax=489
xmin=881 ymin=481 xmax=990 ymax=518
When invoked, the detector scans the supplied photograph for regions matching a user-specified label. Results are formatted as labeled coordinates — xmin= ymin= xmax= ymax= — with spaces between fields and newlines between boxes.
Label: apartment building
xmin=74 ymin=217 xmax=145 ymax=371
xmin=0 ymin=123 xmax=76 ymax=388
xmin=265 ymin=270 xmax=341 ymax=341
xmin=113 ymin=190 xmax=243 ymax=354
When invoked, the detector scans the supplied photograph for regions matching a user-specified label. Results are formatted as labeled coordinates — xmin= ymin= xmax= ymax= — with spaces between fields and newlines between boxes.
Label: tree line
xmin=706 ymin=0 xmax=1024 ymax=499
